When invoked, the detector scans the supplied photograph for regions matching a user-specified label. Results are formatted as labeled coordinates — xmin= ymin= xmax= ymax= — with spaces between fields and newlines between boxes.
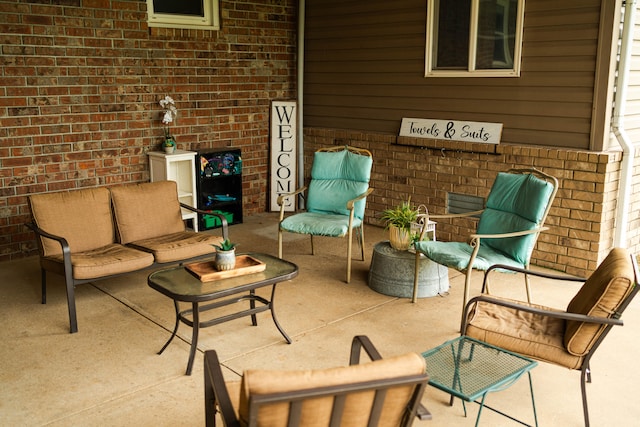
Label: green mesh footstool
xmin=422 ymin=336 xmax=538 ymax=427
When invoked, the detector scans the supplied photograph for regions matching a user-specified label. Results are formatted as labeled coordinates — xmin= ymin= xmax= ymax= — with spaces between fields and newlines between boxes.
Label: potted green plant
xmin=380 ymin=199 xmax=419 ymax=250
xmin=213 ymin=239 xmax=237 ymax=271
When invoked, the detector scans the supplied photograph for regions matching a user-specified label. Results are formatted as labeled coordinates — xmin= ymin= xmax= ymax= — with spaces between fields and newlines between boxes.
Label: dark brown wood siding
xmin=304 ymin=0 xmax=604 ymax=149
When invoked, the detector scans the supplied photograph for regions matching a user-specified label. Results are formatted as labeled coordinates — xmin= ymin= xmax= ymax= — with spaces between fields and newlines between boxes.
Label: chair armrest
xmin=276 ymin=186 xmax=307 ymax=206
xmin=469 ymin=226 xmax=549 ymax=241
xmin=346 ymin=187 xmax=374 ymax=210
xmin=461 ymin=294 xmax=624 ymax=334
xmin=349 ymin=335 xmax=383 ymax=364
xmin=204 ymin=350 xmax=241 ymax=427
xmin=25 ymin=221 xmax=74 ymax=282
xmin=180 ymin=203 xmax=229 ymax=241
xmin=25 ymin=221 xmax=73 ymax=260
xmin=484 ymin=263 xmax=586 ymax=283
xmin=417 ymin=210 xmax=484 ymax=221
xmin=481 ymin=263 xmax=586 ymax=295
xmin=277 ymin=186 xmax=308 ymax=221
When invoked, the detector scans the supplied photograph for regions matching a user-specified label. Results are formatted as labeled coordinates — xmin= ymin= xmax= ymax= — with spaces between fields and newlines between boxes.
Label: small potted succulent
xmin=380 ymin=198 xmax=419 ymax=251
xmin=159 ymin=95 xmax=177 ymax=153
xmin=213 ymin=239 xmax=237 ymax=271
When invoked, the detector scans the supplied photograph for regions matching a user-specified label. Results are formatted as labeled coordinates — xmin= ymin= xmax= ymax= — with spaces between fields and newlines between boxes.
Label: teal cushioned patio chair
xmin=277 ymin=146 xmax=374 ymax=283
xmin=413 ymin=168 xmax=558 ymax=313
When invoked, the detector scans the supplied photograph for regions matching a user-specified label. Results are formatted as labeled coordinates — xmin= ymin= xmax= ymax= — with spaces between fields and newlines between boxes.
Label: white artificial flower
xmin=162 ymin=110 xmax=174 ymax=124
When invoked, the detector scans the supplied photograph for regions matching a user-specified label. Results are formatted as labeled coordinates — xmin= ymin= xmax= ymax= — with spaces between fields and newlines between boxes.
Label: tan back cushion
xmin=239 ymin=352 xmax=426 ymax=427
xmin=28 ymin=187 xmax=115 ymax=257
xmin=564 ymin=248 xmax=635 ymax=356
xmin=110 ymin=181 xmax=185 ymax=244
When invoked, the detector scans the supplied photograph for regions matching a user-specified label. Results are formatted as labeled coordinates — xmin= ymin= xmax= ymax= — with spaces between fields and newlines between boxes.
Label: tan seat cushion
xmin=28 ymin=187 xmax=115 ymax=257
xmin=564 ymin=248 xmax=635 ymax=356
xmin=42 ymin=243 xmax=154 ymax=280
xmin=239 ymin=352 xmax=426 ymax=427
xmin=129 ymin=232 xmax=221 ymax=263
xmin=466 ymin=299 xmax=584 ymax=370
xmin=110 ymin=181 xmax=185 ymax=244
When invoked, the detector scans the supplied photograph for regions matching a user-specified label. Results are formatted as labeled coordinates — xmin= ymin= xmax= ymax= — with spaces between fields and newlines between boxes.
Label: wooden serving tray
xmin=186 ymin=255 xmax=266 ymax=282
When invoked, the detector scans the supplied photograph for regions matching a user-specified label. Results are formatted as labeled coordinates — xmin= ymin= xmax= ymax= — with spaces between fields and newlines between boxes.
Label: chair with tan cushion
xmin=27 ymin=187 xmax=155 ymax=333
xmin=110 ymin=180 xmax=223 ymax=262
xmin=205 ymin=335 xmax=431 ymax=427
xmin=462 ymin=247 xmax=639 ymax=427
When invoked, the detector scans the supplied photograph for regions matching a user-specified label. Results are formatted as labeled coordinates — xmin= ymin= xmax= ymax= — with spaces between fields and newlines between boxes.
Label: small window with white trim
xmin=426 ymin=0 xmax=524 ymax=77
xmin=147 ymin=0 xmax=220 ymax=31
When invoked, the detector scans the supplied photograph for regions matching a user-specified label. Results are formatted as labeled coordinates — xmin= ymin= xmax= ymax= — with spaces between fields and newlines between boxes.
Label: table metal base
xmin=158 ymin=286 xmax=291 ymax=375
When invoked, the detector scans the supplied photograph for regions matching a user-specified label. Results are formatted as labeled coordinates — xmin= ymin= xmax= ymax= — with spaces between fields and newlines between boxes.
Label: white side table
xmin=148 ymin=150 xmax=198 ymax=231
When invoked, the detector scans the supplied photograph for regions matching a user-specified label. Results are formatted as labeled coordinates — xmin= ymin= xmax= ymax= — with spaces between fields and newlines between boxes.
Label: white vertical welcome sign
xmin=270 ymin=101 xmax=297 ymax=211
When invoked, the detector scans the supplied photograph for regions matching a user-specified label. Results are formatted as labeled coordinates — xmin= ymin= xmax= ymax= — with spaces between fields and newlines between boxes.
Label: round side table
xmin=368 ymin=241 xmax=449 ymax=300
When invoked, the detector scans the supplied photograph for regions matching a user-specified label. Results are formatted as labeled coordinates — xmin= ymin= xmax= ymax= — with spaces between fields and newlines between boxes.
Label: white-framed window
xmin=147 ymin=0 xmax=220 ymax=31
xmin=425 ymin=0 xmax=524 ymax=77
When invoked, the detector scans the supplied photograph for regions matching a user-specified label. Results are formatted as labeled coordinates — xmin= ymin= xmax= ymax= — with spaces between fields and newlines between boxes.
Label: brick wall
xmin=303 ymin=127 xmax=636 ymax=278
xmin=0 ymin=0 xmax=297 ymax=261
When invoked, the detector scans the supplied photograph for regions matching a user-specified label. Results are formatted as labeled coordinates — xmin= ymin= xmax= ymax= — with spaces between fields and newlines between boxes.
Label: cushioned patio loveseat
xmin=26 ymin=180 xmax=229 ymax=333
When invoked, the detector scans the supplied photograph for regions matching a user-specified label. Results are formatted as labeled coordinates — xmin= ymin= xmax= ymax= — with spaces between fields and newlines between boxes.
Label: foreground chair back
xmin=462 ymin=247 xmax=639 ymax=427
xmin=205 ymin=335 xmax=431 ymax=427
xmin=413 ymin=168 xmax=558 ymax=311
xmin=277 ymin=146 xmax=374 ymax=283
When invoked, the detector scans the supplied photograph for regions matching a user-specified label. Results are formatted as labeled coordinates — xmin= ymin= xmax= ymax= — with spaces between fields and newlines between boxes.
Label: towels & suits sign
xmin=399 ymin=117 xmax=502 ymax=144
xmin=270 ymin=101 xmax=297 ymax=211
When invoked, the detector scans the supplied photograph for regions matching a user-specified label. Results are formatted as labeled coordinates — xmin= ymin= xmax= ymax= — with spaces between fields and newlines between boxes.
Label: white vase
xmin=164 ymin=146 xmax=175 ymax=154
xmin=388 ymin=225 xmax=412 ymax=251
xmin=215 ymin=249 xmax=236 ymax=271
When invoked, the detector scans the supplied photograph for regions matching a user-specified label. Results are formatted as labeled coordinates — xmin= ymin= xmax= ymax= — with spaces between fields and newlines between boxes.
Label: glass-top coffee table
xmin=148 ymin=252 xmax=298 ymax=375
xmin=422 ymin=336 xmax=538 ymax=427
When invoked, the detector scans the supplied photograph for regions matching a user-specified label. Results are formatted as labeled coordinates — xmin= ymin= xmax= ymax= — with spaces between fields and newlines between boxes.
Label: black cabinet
xmin=196 ymin=149 xmax=243 ymax=230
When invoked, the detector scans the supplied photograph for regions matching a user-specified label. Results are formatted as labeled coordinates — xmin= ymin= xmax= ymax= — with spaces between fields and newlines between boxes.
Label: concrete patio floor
xmin=1 ymin=212 xmax=638 ymax=426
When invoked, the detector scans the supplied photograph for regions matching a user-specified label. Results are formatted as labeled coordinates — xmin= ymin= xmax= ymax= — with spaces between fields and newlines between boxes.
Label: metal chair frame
xmin=461 ymin=254 xmax=639 ymax=427
xmin=204 ymin=335 xmax=431 ymax=427
xmin=277 ymin=146 xmax=373 ymax=283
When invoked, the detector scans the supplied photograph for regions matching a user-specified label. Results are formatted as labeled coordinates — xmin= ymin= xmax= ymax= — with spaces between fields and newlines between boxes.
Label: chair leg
xmin=483 ymin=275 xmax=491 ymax=294
xmin=524 ymin=272 xmax=532 ymax=303
xmin=64 ymin=271 xmax=78 ymax=334
xmin=580 ymin=366 xmax=591 ymax=427
xmin=41 ymin=268 xmax=47 ymax=304
xmin=310 ymin=235 xmax=315 ymax=255
xmin=346 ymin=227 xmax=353 ymax=283
xmin=358 ymin=225 xmax=365 ymax=261
xmin=278 ymin=228 xmax=283 ymax=258
xmin=412 ymin=251 xmax=421 ymax=303
xmin=462 ymin=267 xmax=473 ymax=317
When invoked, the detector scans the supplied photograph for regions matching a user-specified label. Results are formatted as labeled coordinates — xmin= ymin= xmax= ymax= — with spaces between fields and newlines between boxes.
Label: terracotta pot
xmin=388 ymin=225 xmax=412 ymax=251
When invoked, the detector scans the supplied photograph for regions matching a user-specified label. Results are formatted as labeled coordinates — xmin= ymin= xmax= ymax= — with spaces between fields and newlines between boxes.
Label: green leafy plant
xmin=213 ymin=239 xmax=236 ymax=252
xmin=380 ymin=198 xmax=418 ymax=231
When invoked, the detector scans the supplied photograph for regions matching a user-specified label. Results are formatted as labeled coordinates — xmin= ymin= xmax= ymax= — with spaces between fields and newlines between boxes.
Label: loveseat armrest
xmin=25 ymin=221 xmax=73 ymax=267
xmin=179 ymin=203 xmax=229 ymax=241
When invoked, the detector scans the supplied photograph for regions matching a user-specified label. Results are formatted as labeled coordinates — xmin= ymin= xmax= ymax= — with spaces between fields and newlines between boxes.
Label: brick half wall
xmin=303 ymin=127 xmax=634 ymax=278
